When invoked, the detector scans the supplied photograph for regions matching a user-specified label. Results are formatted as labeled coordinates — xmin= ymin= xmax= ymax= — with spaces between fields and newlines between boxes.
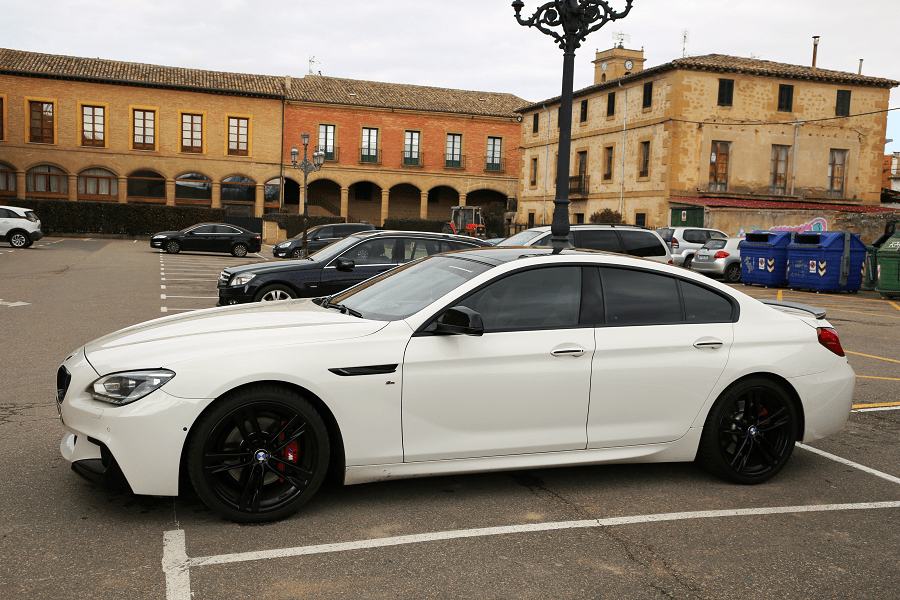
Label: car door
xmin=214 ymin=225 xmax=242 ymax=253
xmin=181 ymin=225 xmax=216 ymax=251
xmin=318 ymin=237 xmax=401 ymax=296
xmin=309 ymin=226 xmax=335 ymax=253
xmin=586 ymin=266 xmax=734 ymax=448
xmin=402 ymin=265 xmax=594 ymax=462
xmin=0 ymin=208 xmax=12 ymax=237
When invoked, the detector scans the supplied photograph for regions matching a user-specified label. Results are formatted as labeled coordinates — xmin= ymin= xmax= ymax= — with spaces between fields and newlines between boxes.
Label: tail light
xmin=817 ymin=327 xmax=845 ymax=357
xmin=671 ymin=238 xmax=680 ymax=250
xmin=667 ymin=260 xmax=673 ymax=265
xmin=714 ymin=251 xmax=730 ymax=259
xmin=254 ymin=235 xmax=261 ymax=240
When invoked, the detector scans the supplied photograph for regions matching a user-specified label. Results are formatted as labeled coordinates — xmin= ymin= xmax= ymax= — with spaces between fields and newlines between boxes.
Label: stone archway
xmin=426 ymin=186 xmax=459 ymax=222
xmin=388 ymin=183 xmax=422 ymax=221
xmin=283 ymin=177 xmax=301 ymax=211
xmin=307 ymin=179 xmax=342 ymax=218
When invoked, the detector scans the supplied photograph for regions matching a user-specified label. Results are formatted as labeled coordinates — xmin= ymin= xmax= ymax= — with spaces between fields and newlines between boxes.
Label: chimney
xmin=811 ymin=36 xmax=820 ymax=70
xmin=858 ymin=59 xmax=864 ymax=75
xmin=284 ymin=75 xmax=292 ymax=93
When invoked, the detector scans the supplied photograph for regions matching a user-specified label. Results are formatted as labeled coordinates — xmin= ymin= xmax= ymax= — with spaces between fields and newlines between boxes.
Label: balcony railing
xmin=444 ymin=154 xmax=466 ymax=169
xmin=316 ymin=146 xmax=339 ymax=162
xmin=569 ymin=174 xmax=589 ymax=196
xmin=359 ymin=148 xmax=381 ymax=164
xmin=484 ymin=157 xmax=506 ymax=173
xmin=401 ymin=150 xmax=424 ymax=167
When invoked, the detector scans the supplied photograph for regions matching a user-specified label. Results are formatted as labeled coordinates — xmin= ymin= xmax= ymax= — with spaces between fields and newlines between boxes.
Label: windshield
xmin=328 ymin=254 xmax=494 ymax=321
xmin=290 ymin=226 xmax=323 ymax=241
xmin=496 ymin=230 xmax=545 ymax=246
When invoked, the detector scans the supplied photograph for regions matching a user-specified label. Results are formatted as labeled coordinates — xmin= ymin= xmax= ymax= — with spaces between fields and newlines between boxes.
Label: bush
xmin=590 ymin=209 xmax=623 ymax=224
xmin=262 ymin=213 xmax=345 ymax=239
xmin=382 ymin=218 xmax=446 ymax=233
xmin=15 ymin=199 xmax=227 ymax=235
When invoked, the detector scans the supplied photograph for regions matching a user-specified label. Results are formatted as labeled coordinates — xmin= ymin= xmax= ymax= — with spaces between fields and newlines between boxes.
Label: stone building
xmin=0 ymin=48 xmax=525 ymax=228
xmin=515 ymin=46 xmax=898 ymax=236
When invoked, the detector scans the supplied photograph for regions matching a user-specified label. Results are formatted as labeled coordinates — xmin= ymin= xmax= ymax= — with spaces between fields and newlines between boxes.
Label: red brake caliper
xmin=277 ymin=427 xmax=298 ymax=482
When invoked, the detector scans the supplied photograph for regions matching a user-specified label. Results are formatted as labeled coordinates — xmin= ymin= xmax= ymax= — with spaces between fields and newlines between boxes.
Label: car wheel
xmin=724 ymin=263 xmax=741 ymax=283
xmin=682 ymin=255 xmax=693 ymax=269
xmin=697 ymin=377 xmax=797 ymax=485
xmin=291 ymin=248 xmax=304 ymax=259
xmin=165 ymin=240 xmax=181 ymax=254
xmin=254 ymin=284 xmax=297 ymax=302
xmin=232 ymin=243 xmax=248 ymax=258
xmin=187 ymin=384 xmax=330 ymax=523
xmin=9 ymin=231 xmax=29 ymax=248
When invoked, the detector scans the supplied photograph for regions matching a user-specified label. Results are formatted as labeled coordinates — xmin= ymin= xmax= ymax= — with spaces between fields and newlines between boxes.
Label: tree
xmin=590 ymin=209 xmax=622 ymax=224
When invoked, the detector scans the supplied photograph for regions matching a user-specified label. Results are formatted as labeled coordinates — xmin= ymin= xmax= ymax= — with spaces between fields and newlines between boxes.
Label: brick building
xmin=515 ymin=46 xmax=898 ymax=235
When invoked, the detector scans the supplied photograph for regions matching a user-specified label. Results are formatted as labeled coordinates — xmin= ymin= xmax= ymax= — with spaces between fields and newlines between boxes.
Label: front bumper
xmin=150 ymin=238 xmax=166 ymax=248
xmin=217 ymin=284 xmax=256 ymax=305
xmin=273 ymin=246 xmax=293 ymax=257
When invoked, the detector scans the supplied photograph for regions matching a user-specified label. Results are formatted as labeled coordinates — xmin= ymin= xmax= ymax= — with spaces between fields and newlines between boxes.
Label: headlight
xmin=90 ymin=370 xmax=175 ymax=405
xmin=152 ymin=235 xmax=166 ymax=240
xmin=277 ymin=242 xmax=290 ymax=248
xmin=229 ymin=274 xmax=256 ymax=286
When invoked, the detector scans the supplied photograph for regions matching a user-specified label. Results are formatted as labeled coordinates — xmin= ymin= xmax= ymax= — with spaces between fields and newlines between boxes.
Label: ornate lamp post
xmin=512 ymin=0 xmax=633 ymax=245
xmin=289 ymin=133 xmax=326 ymax=257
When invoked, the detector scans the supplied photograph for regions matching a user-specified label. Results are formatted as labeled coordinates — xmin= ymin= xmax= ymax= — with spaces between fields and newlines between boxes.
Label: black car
xmin=273 ymin=222 xmax=375 ymax=258
xmin=151 ymin=223 xmax=261 ymax=257
xmin=218 ymin=230 xmax=491 ymax=303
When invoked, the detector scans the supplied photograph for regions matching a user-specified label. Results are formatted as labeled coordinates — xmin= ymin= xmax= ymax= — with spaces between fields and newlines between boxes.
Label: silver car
xmin=691 ymin=237 xmax=742 ymax=283
xmin=657 ymin=227 xmax=727 ymax=268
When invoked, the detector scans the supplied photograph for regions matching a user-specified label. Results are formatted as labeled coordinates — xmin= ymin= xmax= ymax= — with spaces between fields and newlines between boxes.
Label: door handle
xmin=693 ymin=339 xmax=723 ymax=349
xmin=551 ymin=347 xmax=585 ymax=358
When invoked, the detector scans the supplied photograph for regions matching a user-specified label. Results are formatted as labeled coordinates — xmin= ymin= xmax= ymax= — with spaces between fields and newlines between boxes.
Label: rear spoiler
xmin=760 ymin=299 xmax=826 ymax=319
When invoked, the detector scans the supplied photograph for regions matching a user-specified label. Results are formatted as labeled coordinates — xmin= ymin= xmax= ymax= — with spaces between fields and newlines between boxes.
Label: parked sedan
xmin=273 ymin=222 xmax=375 ymax=258
xmin=150 ymin=223 xmax=261 ymax=257
xmin=219 ymin=230 xmax=490 ymax=303
xmin=691 ymin=237 xmax=743 ymax=283
xmin=57 ymin=246 xmax=853 ymax=522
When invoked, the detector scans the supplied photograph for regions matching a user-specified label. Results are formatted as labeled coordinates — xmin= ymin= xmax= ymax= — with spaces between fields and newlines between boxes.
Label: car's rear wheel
xmin=255 ymin=284 xmax=297 ymax=302
xmin=232 ymin=243 xmax=248 ymax=257
xmin=697 ymin=377 xmax=797 ymax=484
xmin=165 ymin=240 xmax=181 ymax=254
xmin=724 ymin=263 xmax=742 ymax=283
xmin=187 ymin=385 xmax=329 ymax=523
xmin=682 ymin=255 xmax=693 ymax=269
xmin=9 ymin=231 xmax=29 ymax=248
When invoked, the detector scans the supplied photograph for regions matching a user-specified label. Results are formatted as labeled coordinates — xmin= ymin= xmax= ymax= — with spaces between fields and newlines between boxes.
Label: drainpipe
xmin=618 ymin=80 xmax=627 ymax=216
xmin=790 ymin=122 xmax=799 ymax=196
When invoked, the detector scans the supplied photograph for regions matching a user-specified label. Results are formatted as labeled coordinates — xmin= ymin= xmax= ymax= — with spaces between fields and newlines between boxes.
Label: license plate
xmin=696 ymin=255 xmax=710 ymax=261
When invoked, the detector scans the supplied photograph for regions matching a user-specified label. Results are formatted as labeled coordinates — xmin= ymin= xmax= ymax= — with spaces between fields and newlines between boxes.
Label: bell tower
xmin=592 ymin=45 xmax=645 ymax=84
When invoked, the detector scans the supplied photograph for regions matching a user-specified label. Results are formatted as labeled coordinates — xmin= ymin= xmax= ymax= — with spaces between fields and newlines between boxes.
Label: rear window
xmin=703 ymin=239 xmax=727 ymax=250
xmin=24 ymin=211 xmax=38 ymax=222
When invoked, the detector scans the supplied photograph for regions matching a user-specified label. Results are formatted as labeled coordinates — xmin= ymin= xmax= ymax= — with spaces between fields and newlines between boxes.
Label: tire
xmin=232 ymin=243 xmax=248 ymax=258
xmin=9 ymin=231 xmax=29 ymax=248
xmin=697 ymin=377 xmax=797 ymax=485
xmin=291 ymin=248 xmax=305 ymax=259
xmin=254 ymin=284 xmax=297 ymax=302
xmin=682 ymin=255 xmax=693 ymax=269
xmin=165 ymin=240 xmax=181 ymax=254
xmin=724 ymin=263 xmax=741 ymax=283
xmin=187 ymin=384 xmax=330 ymax=523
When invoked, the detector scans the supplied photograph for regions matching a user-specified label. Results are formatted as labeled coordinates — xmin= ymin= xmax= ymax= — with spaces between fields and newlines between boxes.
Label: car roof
xmin=5 ymin=206 xmax=33 ymax=214
xmin=348 ymin=230 xmax=490 ymax=244
xmin=446 ymin=245 xmax=630 ymax=266
xmin=521 ymin=223 xmax=654 ymax=233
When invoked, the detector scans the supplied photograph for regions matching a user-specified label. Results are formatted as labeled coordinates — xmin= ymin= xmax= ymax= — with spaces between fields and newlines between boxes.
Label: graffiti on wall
xmin=737 ymin=217 xmax=828 ymax=238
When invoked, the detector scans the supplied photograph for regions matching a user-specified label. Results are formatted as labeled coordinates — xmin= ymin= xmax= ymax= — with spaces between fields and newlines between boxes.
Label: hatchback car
xmin=691 ymin=237 xmax=743 ymax=283
xmin=657 ymin=227 xmax=727 ymax=268
xmin=151 ymin=223 xmax=261 ymax=257
xmin=498 ymin=224 xmax=672 ymax=263
xmin=273 ymin=222 xmax=375 ymax=259
xmin=0 ymin=205 xmax=43 ymax=248
xmin=57 ymin=246 xmax=853 ymax=522
xmin=219 ymin=230 xmax=491 ymax=303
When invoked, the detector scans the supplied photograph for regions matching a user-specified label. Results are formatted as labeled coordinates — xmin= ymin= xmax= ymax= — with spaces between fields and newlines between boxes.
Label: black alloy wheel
xmin=188 ymin=385 xmax=329 ymax=522
xmin=9 ymin=231 xmax=29 ymax=248
xmin=724 ymin=263 xmax=742 ymax=283
xmin=698 ymin=378 xmax=797 ymax=484
xmin=291 ymin=248 xmax=304 ymax=259
xmin=165 ymin=240 xmax=181 ymax=254
xmin=232 ymin=243 xmax=248 ymax=258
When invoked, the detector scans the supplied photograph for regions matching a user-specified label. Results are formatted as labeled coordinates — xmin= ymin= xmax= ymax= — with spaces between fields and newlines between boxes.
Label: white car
xmin=498 ymin=224 xmax=672 ymax=264
xmin=0 ymin=205 xmax=43 ymax=248
xmin=56 ymin=247 xmax=854 ymax=522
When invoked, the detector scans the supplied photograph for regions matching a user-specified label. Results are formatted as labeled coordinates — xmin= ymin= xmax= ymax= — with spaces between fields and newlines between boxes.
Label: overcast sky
xmin=2 ymin=0 xmax=898 ymax=153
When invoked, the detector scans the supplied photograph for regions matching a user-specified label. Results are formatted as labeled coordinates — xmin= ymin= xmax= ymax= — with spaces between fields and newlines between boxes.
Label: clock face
xmin=601 ymin=62 xmax=608 ymax=71
xmin=625 ymin=60 xmax=634 ymax=70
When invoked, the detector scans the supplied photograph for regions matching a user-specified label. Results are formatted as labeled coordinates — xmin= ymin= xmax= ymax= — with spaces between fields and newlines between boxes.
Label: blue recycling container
xmin=740 ymin=231 xmax=794 ymax=287
xmin=787 ymin=231 xmax=867 ymax=292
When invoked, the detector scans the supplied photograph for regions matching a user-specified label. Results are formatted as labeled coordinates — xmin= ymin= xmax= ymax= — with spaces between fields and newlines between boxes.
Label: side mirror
xmin=335 ymin=257 xmax=355 ymax=271
xmin=435 ymin=306 xmax=484 ymax=336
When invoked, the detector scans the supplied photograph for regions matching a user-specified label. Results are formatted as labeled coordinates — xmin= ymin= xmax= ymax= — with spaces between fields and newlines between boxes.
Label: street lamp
xmin=289 ymin=133 xmax=326 ymax=257
xmin=512 ymin=0 xmax=633 ymax=246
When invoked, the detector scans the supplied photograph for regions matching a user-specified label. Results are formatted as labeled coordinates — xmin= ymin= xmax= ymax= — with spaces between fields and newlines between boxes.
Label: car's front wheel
xmin=232 ymin=243 xmax=248 ymax=258
xmin=9 ymin=231 xmax=29 ymax=248
xmin=254 ymin=284 xmax=297 ymax=302
xmin=697 ymin=377 xmax=797 ymax=485
xmin=291 ymin=248 xmax=304 ymax=259
xmin=187 ymin=385 xmax=330 ymax=523
xmin=724 ymin=263 xmax=741 ymax=283
xmin=165 ymin=240 xmax=181 ymax=254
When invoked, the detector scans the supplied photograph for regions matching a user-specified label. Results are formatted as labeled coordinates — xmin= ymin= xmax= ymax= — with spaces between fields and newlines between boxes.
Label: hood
xmin=84 ymin=299 xmax=387 ymax=374
xmin=224 ymin=258 xmax=321 ymax=276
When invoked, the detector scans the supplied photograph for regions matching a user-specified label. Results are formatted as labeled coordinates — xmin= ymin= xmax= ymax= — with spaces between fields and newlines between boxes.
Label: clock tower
xmin=592 ymin=45 xmax=646 ymax=84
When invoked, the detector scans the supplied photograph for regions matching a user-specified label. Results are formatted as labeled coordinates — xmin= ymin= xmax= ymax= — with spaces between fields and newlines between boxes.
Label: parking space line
xmin=797 ymin=443 xmax=900 ymax=485
xmin=890 ymin=301 xmax=900 ymax=312
xmin=853 ymin=401 xmax=900 ymax=408
xmin=846 ymin=351 xmax=900 ymax=364
xmin=855 ymin=376 xmax=900 ymax=382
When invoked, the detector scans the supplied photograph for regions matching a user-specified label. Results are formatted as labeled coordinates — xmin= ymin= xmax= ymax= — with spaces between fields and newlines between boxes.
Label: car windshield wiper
xmin=323 ymin=299 xmax=362 ymax=318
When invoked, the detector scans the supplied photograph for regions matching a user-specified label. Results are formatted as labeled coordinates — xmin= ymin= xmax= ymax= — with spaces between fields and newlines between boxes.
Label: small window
xmin=318 ymin=123 xmax=335 ymax=160
xmin=600 ymin=268 xmax=682 ymax=326
xmin=530 ymin=157 xmax=538 ymax=186
xmin=642 ymin=81 xmax=653 ymax=109
xmin=532 ymin=112 xmax=539 ymax=134
xmin=709 ymin=141 xmax=730 ymax=193
xmin=607 ymin=92 xmax=616 ymax=117
xmin=828 ymin=149 xmax=848 ymax=199
xmin=635 ymin=213 xmax=646 ymax=228
xmin=575 ymin=230 xmax=621 ymax=252
xmin=404 ymin=130 xmax=420 ymax=165
xmin=486 ymin=137 xmax=503 ymax=171
xmin=639 ymin=141 xmax=650 ymax=178
xmin=527 ymin=213 xmax=535 ymax=228
xmin=181 ymin=113 xmax=203 ymax=153
xmin=835 ymin=90 xmax=851 ymax=117
xmin=777 ymin=84 xmax=794 ymax=112
xmin=81 ymin=105 xmax=105 ymax=147
xmin=580 ymin=99 xmax=588 ymax=123
xmin=603 ymin=146 xmax=614 ymax=180
xmin=619 ymin=230 xmax=667 ymax=258
xmin=228 ymin=117 xmax=249 ymax=156
xmin=446 ymin=134 xmax=462 ymax=168
xmin=29 ymin=101 xmax=54 ymax=144
xmin=133 ymin=109 xmax=156 ymax=151
xmin=717 ymin=79 xmax=734 ymax=107
xmin=361 ymin=128 xmax=379 ymax=163
xmin=770 ymin=145 xmax=791 ymax=195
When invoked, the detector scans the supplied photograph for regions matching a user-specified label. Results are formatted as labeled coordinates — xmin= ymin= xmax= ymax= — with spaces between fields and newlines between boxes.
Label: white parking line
xmin=162 ymin=445 xmax=900 ymax=600
xmin=161 ymin=295 xmax=217 ymax=299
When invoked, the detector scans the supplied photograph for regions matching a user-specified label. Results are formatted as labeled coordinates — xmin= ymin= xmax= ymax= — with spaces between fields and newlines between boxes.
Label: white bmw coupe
xmin=57 ymin=247 xmax=854 ymax=522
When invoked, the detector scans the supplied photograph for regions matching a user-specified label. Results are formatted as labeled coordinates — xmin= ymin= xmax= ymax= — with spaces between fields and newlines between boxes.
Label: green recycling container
xmin=875 ymin=233 xmax=900 ymax=299
xmin=863 ymin=246 xmax=877 ymax=290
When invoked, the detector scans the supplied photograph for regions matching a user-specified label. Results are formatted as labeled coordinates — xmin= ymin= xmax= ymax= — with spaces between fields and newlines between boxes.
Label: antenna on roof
xmin=612 ymin=31 xmax=631 ymax=49
xmin=308 ymin=55 xmax=320 ymax=76
xmin=681 ymin=29 xmax=690 ymax=58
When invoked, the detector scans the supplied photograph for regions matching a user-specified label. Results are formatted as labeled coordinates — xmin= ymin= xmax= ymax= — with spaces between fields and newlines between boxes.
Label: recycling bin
xmin=875 ymin=232 xmax=900 ymax=299
xmin=739 ymin=231 xmax=794 ymax=287
xmin=787 ymin=231 xmax=867 ymax=292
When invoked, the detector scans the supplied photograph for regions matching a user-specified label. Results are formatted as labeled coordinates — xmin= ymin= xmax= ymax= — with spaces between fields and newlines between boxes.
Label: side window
xmin=600 ymin=267 xmax=682 ymax=326
xmin=342 ymin=239 xmax=396 ymax=265
xmin=575 ymin=230 xmax=622 ymax=252
xmin=619 ymin=231 xmax=667 ymax=258
xmin=457 ymin=267 xmax=582 ymax=331
xmin=335 ymin=225 xmax=356 ymax=237
xmin=0 ymin=208 xmax=11 ymax=218
xmin=681 ymin=280 xmax=735 ymax=323
xmin=215 ymin=225 xmax=241 ymax=234
xmin=191 ymin=225 xmax=215 ymax=234
xmin=683 ymin=230 xmax=706 ymax=244
xmin=316 ymin=226 xmax=334 ymax=239
xmin=710 ymin=231 xmax=727 ymax=240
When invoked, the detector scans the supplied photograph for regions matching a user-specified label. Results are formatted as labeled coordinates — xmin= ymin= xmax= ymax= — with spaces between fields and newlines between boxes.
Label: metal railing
xmin=569 ymin=174 xmax=589 ymax=196
xmin=402 ymin=150 xmax=424 ymax=167
xmin=484 ymin=157 xmax=506 ymax=172
xmin=316 ymin=146 xmax=339 ymax=161
xmin=358 ymin=148 xmax=381 ymax=164
xmin=444 ymin=154 xmax=466 ymax=169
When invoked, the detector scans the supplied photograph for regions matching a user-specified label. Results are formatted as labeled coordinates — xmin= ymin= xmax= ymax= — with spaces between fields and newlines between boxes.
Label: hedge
xmin=382 ymin=217 xmax=446 ymax=233
xmin=12 ymin=199 xmax=227 ymax=235
xmin=262 ymin=214 xmax=345 ymax=239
